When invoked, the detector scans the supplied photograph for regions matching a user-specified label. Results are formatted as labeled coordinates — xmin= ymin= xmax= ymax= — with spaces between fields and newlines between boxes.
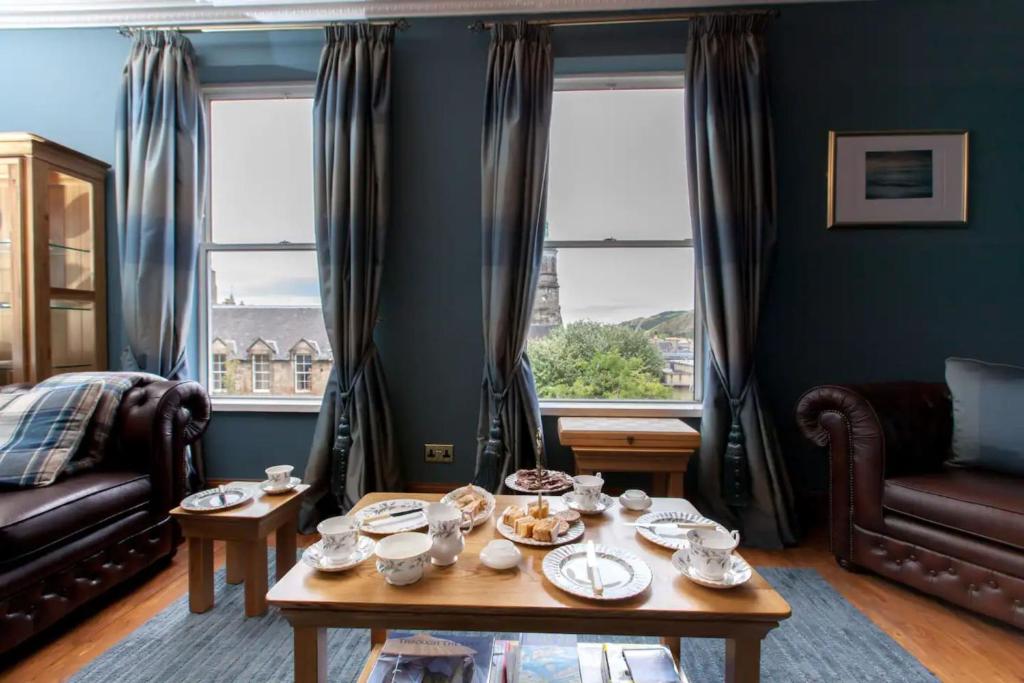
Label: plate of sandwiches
xmin=496 ymin=500 xmax=585 ymax=547
xmin=439 ymin=484 xmax=496 ymax=529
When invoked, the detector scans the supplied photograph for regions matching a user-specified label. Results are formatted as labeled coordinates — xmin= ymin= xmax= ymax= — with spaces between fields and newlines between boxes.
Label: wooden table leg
xmin=188 ymin=537 xmax=214 ymax=613
xmin=667 ymin=471 xmax=685 ymax=498
xmin=294 ymin=625 xmax=327 ymax=683
xmin=244 ymin=537 xmax=268 ymax=617
xmin=276 ymin=517 xmax=298 ymax=581
xmin=725 ymin=636 xmax=762 ymax=683
xmin=226 ymin=541 xmax=245 ymax=585
xmin=660 ymin=636 xmax=681 ymax=664
xmin=371 ymin=627 xmax=388 ymax=645
xmin=652 ymin=473 xmax=669 ymax=497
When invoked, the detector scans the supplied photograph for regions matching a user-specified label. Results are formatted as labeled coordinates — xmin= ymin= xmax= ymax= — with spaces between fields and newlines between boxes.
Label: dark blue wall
xmin=761 ymin=0 xmax=1024 ymax=492
xmin=2 ymin=1 xmax=1023 ymax=500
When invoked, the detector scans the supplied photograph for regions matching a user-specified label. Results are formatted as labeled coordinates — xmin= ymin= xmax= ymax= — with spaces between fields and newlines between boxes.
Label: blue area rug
xmin=71 ymin=556 xmax=936 ymax=682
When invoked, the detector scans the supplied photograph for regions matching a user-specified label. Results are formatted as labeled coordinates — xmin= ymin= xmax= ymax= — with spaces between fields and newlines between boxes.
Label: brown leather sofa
xmin=0 ymin=378 xmax=211 ymax=655
xmin=797 ymin=382 xmax=1024 ymax=628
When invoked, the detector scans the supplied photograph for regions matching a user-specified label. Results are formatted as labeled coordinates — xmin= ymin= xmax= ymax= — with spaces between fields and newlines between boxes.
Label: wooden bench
xmin=557 ymin=417 xmax=700 ymax=498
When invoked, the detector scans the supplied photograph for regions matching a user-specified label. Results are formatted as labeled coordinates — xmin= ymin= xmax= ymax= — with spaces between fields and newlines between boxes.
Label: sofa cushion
xmin=0 ymin=471 xmax=151 ymax=565
xmin=945 ymin=357 xmax=1024 ymax=476
xmin=883 ymin=468 xmax=1024 ymax=551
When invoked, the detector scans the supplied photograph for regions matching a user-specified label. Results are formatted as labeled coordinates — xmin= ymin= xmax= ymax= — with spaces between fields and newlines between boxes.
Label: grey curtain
xmin=685 ymin=15 xmax=798 ymax=547
xmin=116 ymin=30 xmax=205 ymax=381
xmin=474 ymin=23 xmax=554 ymax=491
xmin=116 ymin=30 xmax=207 ymax=489
xmin=300 ymin=24 xmax=400 ymax=530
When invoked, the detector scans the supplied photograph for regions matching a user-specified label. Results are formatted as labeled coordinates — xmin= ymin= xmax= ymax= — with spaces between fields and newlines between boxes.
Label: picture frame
xmin=827 ymin=130 xmax=969 ymax=227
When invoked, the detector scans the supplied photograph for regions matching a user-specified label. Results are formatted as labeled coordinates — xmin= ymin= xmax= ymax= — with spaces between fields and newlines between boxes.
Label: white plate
xmin=181 ymin=486 xmax=253 ymax=512
xmin=563 ymin=491 xmax=615 ymax=515
xmin=543 ymin=543 xmax=652 ymax=600
xmin=503 ymin=470 xmax=574 ymax=494
xmin=355 ymin=499 xmax=428 ymax=534
xmin=496 ymin=517 xmax=585 ymax=547
xmin=633 ymin=511 xmax=726 ymax=550
xmin=671 ymin=543 xmax=752 ymax=589
xmin=302 ymin=536 xmax=375 ymax=573
xmin=439 ymin=484 xmax=496 ymax=529
xmin=260 ymin=477 xmax=302 ymax=495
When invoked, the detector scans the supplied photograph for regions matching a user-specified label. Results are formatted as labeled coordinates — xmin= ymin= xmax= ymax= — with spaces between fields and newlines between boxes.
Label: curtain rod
xmin=118 ymin=19 xmax=409 ymax=37
xmin=467 ymin=8 xmax=777 ymax=31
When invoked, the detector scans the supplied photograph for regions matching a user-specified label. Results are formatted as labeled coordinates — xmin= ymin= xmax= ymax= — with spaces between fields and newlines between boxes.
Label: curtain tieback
xmin=719 ymin=364 xmax=756 ymax=509
xmin=330 ymin=343 xmax=379 ymax=511
xmin=475 ymin=356 xmax=525 ymax=490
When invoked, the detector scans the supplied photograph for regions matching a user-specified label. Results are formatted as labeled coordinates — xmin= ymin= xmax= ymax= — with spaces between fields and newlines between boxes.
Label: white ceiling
xmin=0 ymin=0 xmax=856 ymax=29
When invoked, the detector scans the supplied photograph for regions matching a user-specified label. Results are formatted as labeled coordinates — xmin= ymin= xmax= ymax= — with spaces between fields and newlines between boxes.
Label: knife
xmin=361 ymin=508 xmax=423 ymax=524
xmin=625 ymin=521 xmax=718 ymax=530
xmin=586 ymin=540 xmax=604 ymax=596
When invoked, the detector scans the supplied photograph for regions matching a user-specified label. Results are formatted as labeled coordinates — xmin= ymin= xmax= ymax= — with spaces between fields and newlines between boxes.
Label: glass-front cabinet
xmin=0 ymin=133 xmax=108 ymax=384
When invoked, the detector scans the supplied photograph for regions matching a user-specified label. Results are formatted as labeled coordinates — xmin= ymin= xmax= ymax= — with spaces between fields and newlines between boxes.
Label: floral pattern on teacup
xmin=376 ymin=554 xmax=427 ymax=585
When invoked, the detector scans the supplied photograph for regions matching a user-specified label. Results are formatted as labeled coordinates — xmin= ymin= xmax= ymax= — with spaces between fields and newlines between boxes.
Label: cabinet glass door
xmin=0 ymin=159 xmax=20 ymax=383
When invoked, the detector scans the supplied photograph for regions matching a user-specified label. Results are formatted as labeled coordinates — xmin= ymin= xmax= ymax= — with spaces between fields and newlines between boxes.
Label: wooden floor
xmin=2 ymin=532 xmax=1022 ymax=682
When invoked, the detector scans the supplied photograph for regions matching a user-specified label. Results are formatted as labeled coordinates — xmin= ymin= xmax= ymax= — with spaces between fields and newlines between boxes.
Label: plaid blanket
xmin=0 ymin=372 xmax=161 ymax=489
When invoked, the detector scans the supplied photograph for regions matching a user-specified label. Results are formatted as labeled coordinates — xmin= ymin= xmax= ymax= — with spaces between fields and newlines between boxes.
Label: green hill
xmin=619 ymin=310 xmax=695 ymax=338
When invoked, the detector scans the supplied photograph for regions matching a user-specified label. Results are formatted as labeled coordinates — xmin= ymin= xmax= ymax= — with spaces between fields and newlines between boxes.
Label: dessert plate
xmin=259 ymin=476 xmax=302 ymax=495
xmin=563 ymin=491 xmax=615 ymax=515
xmin=355 ymin=499 xmax=428 ymax=534
xmin=496 ymin=517 xmax=584 ymax=547
xmin=181 ymin=485 xmax=253 ymax=512
xmin=439 ymin=484 xmax=496 ymax=529
xmin=633 ymin=511 xmax=726 ymax=550
xmin=302 ymin=536 xmax=375 ymax=573
xmin=543 ymin=543 xmax=652 ymax=600
xmin=671 ymin=543 xmax=752 ymax=589
xmin=504 ymin=469 xmax=573 ymax=494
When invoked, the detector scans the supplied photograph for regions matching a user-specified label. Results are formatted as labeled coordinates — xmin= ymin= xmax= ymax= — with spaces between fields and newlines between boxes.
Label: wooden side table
xmin=557 ymin=417 xmax=700 ymax=498
xmin=170 ymin=482 xmax=309 ymax=617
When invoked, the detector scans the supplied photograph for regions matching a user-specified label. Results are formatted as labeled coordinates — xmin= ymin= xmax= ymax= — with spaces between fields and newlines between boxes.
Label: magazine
xmin=516 ymin=634 xmax=582 ymax=683
xmin=366 ymin=632 xmax=495 ymax=683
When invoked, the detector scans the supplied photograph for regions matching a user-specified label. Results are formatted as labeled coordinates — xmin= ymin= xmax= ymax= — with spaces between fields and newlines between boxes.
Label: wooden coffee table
xmin=170 ymin=481 xmax=309 ymax=617
xmin=268 ymin=492 xmax=790 ymax=683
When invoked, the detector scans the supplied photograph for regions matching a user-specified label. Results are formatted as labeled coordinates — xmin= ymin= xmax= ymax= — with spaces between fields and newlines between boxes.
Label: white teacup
xmin=265 ymin=465 xmax=294 ymax=488
xmin=619 ymin=489 xmax=652 ymax=511
xmin=683 ymin=528 xmax=741 ymax=581
xmin=572 ymin=474 xmax=604 ymax=510
xmin=375 ymin=532 xmax=432 ymax=585
xmin=317 ymin=515 xmax=359 ymax=561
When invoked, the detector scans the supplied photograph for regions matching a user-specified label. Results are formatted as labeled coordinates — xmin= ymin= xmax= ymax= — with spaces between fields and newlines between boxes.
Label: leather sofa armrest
xmin=114 ymin=379 xmax=211 ymax=515
xmin=796 ymin=382 xmax=951 ymax=562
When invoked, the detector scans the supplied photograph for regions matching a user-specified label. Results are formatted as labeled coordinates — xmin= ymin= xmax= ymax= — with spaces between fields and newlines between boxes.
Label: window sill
xmin=211 ymin=397 xmax=322 ymax=413
xmin=539 ymin=400 xmax=702 ymax=419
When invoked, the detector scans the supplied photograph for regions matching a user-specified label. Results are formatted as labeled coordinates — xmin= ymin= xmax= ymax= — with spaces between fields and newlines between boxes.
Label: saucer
xmin=671 ymin=543 xmax=752 ymax=589
xmin=260 ymin=476 xmax=302 ymax=494
xmin=302 ymin=536 xmax=375 ymax=572
xmin=564 ymin=491 xmax=614 ymax=515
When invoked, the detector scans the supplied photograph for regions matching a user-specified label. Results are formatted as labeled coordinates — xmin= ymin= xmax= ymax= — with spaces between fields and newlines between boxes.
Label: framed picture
xmin=827 ymin=130 xmax=969 ymax=227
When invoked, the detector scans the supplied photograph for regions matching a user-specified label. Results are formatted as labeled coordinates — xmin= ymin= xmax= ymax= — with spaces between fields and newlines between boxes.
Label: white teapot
xmin=426 ymin=502 xmax=472 ymax=566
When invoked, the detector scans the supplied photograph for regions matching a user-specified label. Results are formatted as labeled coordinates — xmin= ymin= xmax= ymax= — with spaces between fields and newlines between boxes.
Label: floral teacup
xmin=680 ymin=528 xmax=740 ymax=581
xmin=375 ymin=532 xmax=432 ymax=585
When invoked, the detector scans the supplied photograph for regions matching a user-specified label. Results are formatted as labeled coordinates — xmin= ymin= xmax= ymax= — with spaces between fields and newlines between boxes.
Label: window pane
xmin=547 ymin=88 xmax=690 ymax=241
xmin=528 ymin=247 xmax=695 ymax=401
xmin=210 ymin=98 xmax=314 ymax=243
xmin=208 ymin=250 xmax=331 ymax=398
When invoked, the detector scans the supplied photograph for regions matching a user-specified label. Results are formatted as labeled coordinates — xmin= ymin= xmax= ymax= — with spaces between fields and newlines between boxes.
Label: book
xmin=516 ymin=634 xmax=582 ymax=683
xmin=577 ymin=644 xmax=682 ymax=683
xmin=623 ymin=648 xmax=681 ymax=683
xmin=366 ymin=632 xmax=495 ymax=683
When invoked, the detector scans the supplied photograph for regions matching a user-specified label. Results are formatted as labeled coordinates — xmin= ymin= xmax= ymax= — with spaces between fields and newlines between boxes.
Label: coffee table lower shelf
xmin=356 ymin=642 xmax=385 ymax=683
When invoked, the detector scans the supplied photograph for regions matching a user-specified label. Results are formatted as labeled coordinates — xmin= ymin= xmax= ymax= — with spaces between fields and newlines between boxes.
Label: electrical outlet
xmin=424 ymin=443 xmax=454 ymax=464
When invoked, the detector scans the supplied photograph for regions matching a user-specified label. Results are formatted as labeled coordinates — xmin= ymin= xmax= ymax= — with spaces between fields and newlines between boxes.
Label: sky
xmin=207 ymin=89 xmax=695 ymax=321
xmin=547 ymin=88 xmax=694 ymax=324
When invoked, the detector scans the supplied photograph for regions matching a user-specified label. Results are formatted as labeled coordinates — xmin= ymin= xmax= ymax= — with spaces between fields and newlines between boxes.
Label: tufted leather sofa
xmin=0 ymin=377 xmax=211 ymax=655
xmin=797 ymin=382 xmax=1024 ymax=629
